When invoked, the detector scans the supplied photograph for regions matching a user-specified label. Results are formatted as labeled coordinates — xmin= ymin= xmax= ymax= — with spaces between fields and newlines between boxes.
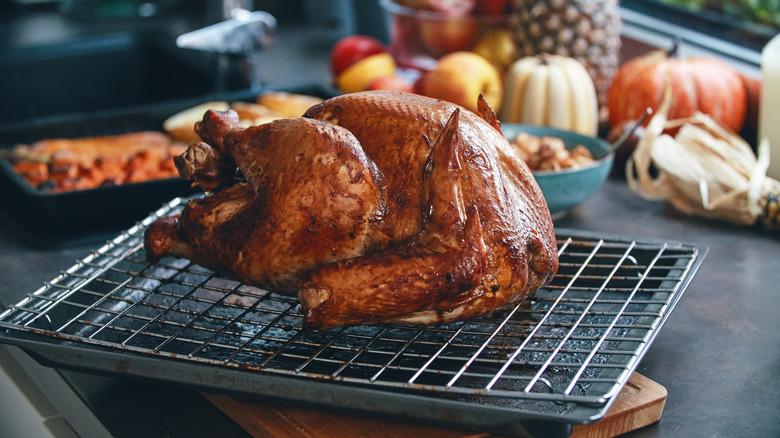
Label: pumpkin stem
xmin=668 ymin=37 xmax=683 ymax=59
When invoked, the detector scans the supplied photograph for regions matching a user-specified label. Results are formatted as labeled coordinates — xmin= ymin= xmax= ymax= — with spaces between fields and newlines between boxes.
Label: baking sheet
xmin=0 ymin=196 xmax=707 ymax=436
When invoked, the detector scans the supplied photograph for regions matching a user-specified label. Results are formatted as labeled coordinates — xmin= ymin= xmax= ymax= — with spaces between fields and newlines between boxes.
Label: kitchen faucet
xmin=176 ymin=0 xmax=277 ymax=91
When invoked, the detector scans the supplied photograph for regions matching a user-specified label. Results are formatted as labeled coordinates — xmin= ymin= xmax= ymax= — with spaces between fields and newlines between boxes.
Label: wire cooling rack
xmin=0 ymin=197 xmax=705 ymax=436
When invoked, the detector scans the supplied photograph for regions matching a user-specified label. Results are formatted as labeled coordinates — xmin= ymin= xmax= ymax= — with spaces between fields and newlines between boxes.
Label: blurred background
xmin=1 ymin=0 xmax=776 ymax=125
xmin=0 ymin=2 xmax=779 ymax=437
xmin=0 ymin=0 xmax=380 ymax=125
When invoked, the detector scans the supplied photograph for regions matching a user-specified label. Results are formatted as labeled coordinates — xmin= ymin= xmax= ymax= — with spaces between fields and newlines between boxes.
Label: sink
xmin=0 ymin=31 xmax=236 ymax=124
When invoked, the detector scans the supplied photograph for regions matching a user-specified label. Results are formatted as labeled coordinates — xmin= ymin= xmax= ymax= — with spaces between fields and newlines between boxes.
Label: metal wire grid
xmin=0 ymin=197 xmax=702 ymax=412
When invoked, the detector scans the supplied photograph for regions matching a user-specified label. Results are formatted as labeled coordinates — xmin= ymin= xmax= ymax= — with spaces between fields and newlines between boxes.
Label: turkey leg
xmin=145 ymin=116 xmax=387 ymax=293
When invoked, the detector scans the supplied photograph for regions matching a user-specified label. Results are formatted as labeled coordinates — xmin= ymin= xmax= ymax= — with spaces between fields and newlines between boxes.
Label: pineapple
xmin=510 ymin=0 xmax=622 ymax=110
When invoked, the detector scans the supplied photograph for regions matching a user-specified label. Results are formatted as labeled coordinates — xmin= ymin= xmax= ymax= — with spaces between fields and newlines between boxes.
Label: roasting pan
xmin=0 ymin=84 xmax=337 ymax=248
xmin=0 ymin=197 xmax=706 ymax=437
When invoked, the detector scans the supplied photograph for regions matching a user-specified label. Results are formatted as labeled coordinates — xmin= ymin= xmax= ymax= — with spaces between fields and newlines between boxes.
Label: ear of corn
xmin=627 ymin=85 xmax=780 ymax=231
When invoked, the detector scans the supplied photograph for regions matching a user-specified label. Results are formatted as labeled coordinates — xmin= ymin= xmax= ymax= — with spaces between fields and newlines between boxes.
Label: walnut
xmin=510 ymin=133 xmax=595 ymax=172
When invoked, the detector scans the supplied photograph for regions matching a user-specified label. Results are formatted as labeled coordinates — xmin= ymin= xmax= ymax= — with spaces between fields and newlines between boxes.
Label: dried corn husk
xmin=627 ymin=85 xmax=780 ymax=230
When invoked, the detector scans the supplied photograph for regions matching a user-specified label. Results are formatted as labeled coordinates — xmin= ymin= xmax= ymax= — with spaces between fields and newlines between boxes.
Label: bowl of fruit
xmin=380 ymin=0 xmax=516 ymax=72
xmin=502 ymin=124 xmax=614 ymax=220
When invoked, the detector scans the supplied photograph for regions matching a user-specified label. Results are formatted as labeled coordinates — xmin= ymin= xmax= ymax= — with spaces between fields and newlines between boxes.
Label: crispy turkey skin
xmin=144 ymin=91 xmax=558 ymax=330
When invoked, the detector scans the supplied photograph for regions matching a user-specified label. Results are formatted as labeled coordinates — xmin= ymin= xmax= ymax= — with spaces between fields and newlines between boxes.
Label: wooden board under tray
xmin=202 ymin=372 xmax=667 ymax=438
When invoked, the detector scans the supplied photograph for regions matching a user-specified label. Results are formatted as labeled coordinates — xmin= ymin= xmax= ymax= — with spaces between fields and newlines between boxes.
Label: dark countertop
xmin=1 ymin=3 xmax=779 ymax=438
xmin=3 ymin=177 xmax=778 ymax=437
xmin=556 ymin=178 xmax=780 ymax=438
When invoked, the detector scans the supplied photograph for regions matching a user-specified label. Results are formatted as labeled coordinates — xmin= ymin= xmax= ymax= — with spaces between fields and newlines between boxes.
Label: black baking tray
xmin=0 ymin=84 xmax=337 ymax=249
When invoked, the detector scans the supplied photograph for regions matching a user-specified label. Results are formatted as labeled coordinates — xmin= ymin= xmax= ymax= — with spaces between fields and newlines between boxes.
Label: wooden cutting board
xmin=202 ymin=372 xmax=666 ymax=438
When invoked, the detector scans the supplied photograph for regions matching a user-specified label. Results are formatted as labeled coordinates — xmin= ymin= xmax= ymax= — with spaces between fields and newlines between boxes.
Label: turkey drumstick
xmin=146 ymin=114 xmax=387 ymax=293
xmin=144 ymin=91 xmax=558 ymax=329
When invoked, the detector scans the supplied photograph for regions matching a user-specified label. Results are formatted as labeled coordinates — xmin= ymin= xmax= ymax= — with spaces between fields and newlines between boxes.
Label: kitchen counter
xmin=2 ymin=176 xmax=778 ymax=437
xmin=1 ymin=3 xmax=779 ymax=437
xmin=556 ymin=178 xmax=780 ymax=438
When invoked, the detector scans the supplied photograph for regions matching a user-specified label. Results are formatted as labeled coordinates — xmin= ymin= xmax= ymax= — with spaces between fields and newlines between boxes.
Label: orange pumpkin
xmin=607 ymin=42 xmax=747 ymax=133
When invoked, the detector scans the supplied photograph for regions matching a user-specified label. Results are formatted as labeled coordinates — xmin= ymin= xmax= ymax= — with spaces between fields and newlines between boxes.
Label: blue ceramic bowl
xmin=502 ymin=124 xmax=614 ymax=220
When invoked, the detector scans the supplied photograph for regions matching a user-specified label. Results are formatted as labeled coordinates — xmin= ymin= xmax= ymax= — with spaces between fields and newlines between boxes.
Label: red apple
xmin=366 ymin=76 xmax=414 ymax=93
xmin=419 ymin=16 xmax=478 ymax=56
xmin=474 ymin=0 xmax=512 ymax=15
xmin=330 ymin=35 xmax=387 ymax=77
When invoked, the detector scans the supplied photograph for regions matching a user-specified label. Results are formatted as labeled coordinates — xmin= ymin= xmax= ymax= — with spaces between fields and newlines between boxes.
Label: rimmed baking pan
xmin=0 ymin=84 xmax=336 ymax=248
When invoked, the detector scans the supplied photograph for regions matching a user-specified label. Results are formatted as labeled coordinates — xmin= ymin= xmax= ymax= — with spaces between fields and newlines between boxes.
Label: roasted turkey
xmin=144 ymin=91 xmax=558 ymax=330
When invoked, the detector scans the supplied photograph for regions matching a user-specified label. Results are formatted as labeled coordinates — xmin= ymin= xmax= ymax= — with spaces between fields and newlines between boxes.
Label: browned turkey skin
xmin=144 ymin=91 xmax=558 ymax=330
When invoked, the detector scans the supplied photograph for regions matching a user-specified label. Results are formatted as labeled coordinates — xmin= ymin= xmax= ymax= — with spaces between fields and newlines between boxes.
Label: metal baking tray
xmin=0 ymin=84 xmax=336 ymax=248
xmin=0 ymin=197 xmax=706 ymax=437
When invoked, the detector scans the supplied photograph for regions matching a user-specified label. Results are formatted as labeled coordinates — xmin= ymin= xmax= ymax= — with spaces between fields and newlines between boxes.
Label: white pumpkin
xmin=501 ymin=54 xmax=598 ymax=136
